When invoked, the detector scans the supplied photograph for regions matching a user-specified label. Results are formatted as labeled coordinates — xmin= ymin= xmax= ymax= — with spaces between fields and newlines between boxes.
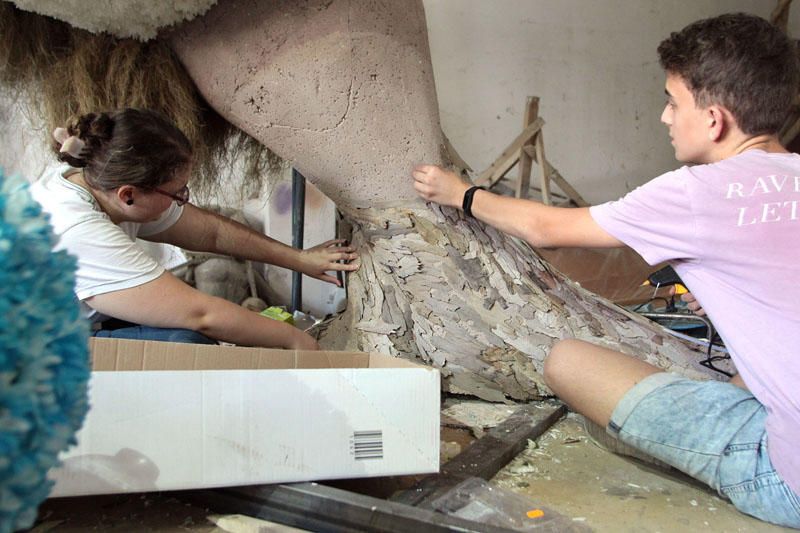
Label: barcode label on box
xmin=351 ymin=430 xmax=383 ymax=460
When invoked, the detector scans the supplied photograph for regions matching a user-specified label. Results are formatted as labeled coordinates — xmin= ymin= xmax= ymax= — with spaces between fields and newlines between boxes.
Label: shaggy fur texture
xmin=10 ymin=0 xmax=216 ymax=41
xmin=0 ymin=2 xmax=279 ymax=197
xmin=0 ymin=169 xmax=90 ymax=532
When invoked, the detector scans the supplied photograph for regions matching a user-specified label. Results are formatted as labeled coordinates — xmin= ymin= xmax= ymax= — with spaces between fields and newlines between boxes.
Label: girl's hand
xmin=298 ymin=239 xmax=359 ymax=286
xmin=411 ymin=164 xmax=471 ymax=208
xmin=287 ymin=330 xmax=321 ymax=351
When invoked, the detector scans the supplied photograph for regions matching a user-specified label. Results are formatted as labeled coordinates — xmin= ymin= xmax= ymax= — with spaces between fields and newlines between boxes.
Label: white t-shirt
xmin=30 ymin=164 xmax=184 ymax=322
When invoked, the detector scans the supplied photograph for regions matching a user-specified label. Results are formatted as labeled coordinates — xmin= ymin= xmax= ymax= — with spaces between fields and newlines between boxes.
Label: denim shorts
xmin=93 ymin=323 xmax=217 ymax=345
xmin=608 ymin=372 xmax=800 ymax=529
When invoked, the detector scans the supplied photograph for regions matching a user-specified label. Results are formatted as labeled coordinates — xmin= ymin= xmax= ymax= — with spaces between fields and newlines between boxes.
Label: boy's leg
xmin=543 ymin=338 xmax=662 ymax=427
xmin=544 ymin=338 xmax=800 ymax=528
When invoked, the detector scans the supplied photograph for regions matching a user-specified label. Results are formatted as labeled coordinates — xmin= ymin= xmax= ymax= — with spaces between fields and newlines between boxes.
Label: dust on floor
xmin=493 ymin=412 xmax=792 ymax=533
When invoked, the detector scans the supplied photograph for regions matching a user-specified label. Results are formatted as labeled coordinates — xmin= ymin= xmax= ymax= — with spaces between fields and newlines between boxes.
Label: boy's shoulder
xmin=689 ymin=150 xmax=800 ymax=178
xmin=718 ymin=149 xmax=798 ymax=166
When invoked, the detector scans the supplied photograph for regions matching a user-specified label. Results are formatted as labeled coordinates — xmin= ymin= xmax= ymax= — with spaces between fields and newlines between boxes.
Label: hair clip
xmin=53 ymin=127 xmax=69 ymax=143
xmin=52 ymin=127 xmax=86 ymax=159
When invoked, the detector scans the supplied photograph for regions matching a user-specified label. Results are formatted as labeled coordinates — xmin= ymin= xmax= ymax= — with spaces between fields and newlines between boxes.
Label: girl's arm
xmin=87 ymin=271 xmax=319 ymax=350
xmin=146 ymin=205 xmax=358 ymax=286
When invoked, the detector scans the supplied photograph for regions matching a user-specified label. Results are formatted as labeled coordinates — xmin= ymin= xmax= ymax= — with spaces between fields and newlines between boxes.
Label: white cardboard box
xmin=49 ymin=338 xmax=440 ymax=497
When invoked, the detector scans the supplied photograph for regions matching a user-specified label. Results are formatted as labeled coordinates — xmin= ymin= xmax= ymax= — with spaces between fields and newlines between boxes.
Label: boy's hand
xmin=298 ymin=239 xmax=360 ymax=287
xmin=672 ymin=287 xmax=705 ymax=316
xmin=412 ymin=164 xmax=471 ymax=208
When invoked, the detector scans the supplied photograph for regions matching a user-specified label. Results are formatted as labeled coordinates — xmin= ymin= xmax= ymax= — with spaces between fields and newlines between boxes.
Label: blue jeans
xmin=608 ymin=372 xmax=800 ymax=528
xmin=93 ymin=324 xmax=217 ymax=345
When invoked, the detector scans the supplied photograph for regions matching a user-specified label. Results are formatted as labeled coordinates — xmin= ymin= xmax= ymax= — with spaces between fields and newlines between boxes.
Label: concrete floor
xmin=493 ymin=412 xmax=790 ymax=532
xmin=34 ymin=404 xmax=792 ymax=532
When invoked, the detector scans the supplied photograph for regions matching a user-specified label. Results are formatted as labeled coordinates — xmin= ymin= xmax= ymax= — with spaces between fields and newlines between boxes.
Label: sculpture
xmin=1 ymin=0 xmax=720 ymax=402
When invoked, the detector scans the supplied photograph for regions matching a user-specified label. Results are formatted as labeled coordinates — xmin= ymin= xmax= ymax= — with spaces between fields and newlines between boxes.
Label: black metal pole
xmin=291 ymin=168 xmax=306 ymax=314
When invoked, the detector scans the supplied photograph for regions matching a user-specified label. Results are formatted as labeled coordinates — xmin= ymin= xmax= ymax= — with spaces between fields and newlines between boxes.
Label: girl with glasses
xmin=32 ymin=108 xmax=358 ymax=349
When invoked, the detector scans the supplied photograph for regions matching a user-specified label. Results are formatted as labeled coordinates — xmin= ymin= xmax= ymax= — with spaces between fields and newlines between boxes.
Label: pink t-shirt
xmin=590 ymin=149 xmax=800 ymax=494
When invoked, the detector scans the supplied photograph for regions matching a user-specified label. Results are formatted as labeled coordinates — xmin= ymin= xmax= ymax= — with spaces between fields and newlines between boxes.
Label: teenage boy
xmin=412 ymin=13 xmax=800 ymax=527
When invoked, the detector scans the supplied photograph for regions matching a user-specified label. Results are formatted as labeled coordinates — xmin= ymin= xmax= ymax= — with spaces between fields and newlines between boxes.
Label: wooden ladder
xmin=474 ymin=96 xmax=587 ymax=207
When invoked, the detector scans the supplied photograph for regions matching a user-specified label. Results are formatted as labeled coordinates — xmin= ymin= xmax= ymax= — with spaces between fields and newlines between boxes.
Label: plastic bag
xmin=430 ymin=477 xmax=591 ymax=532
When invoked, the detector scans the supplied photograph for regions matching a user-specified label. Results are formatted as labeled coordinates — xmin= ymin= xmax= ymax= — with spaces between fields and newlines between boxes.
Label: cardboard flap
xmin=89 ymin=338 xmax=426 ymax=371
xmin=367 ymin=353 xmax=430 ymax=369
xmin=53 ymin=338 xmax=441 ymax=497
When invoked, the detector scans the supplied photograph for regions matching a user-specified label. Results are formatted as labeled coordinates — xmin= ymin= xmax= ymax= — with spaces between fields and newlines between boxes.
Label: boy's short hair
xmin=658 ymin=13 xmax=799 ymax=135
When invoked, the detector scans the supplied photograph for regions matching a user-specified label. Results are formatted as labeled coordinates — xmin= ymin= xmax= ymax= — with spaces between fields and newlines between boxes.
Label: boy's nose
xmin=660 ymin=106 xmax=672 ymax=125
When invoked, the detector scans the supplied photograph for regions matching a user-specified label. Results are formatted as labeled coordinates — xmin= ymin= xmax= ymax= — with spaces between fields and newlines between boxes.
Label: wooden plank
xmin=476 ymin=117 xmax=544 ymax=187
xmin=529 ymin=186 xmax=570 ymax=203
xmin=390 ymin=402 xmax=567 ymax=508
xmin=779 ymin=109 xmax=800 ymax=139
xmin=535 ymin=129 xmax=550 ymax=205
xmin=516 ymin=157 xmax=532 ymax=198
xmin=516 ymin=97 xmax=539 ymax=199
xmin=522 ymin=145 xmax=589 ymax=207
xmin=549 ymin=170 xmax=588 ymax=207
xmin=476 ymin=150 xmax=519 ymax=188
xmin=780 ymin=113 xmax=800 ymax=146
xmin=770 ymin=0 xmax=793 ymax=32
xmin=476 ymin=95 xmax=588 ymax=207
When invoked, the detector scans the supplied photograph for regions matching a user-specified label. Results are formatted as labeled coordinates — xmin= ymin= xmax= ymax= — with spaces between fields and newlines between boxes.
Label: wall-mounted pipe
xmin=291 ymin=168 xmax=306 ymax=313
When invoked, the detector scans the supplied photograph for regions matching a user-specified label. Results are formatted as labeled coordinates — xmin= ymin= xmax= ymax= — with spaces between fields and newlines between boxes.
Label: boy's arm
xmin=412 ymin=164 xmax=624 ymax=249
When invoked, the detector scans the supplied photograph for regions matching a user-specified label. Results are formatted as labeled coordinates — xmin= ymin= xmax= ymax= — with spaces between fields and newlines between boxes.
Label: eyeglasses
xmin=152 ymin=185 xmax=190 ymax=206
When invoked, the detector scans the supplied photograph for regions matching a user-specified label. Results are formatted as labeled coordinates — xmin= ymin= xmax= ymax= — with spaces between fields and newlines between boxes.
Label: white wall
xmin=423 ymin=0 xmax=781 ymax=204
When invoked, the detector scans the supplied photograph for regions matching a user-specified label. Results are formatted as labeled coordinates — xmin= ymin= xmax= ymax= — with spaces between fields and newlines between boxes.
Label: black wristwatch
xmin=462 ymin=186 xmax=485 ymax=218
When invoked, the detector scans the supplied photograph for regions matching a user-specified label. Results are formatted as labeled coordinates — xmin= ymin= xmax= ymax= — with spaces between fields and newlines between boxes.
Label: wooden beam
xmin=771 ymin=0 xmax=793 ymax=32
xmin=781 ymin=113 xmax=800 ymax=147
xmin=390 ymin=402 xmax=567 ymax=508
xmin=529 ymin=185 xmax=569 ymax=202
xmin=534 ymin=129 xmax=550 ymax=205
xmin=522 ymin=145 xmax=589 ymax=207
xmin=475 ymin=118 xmax=544 ymax=187
xmin=477 ymin=96 xmax=588 ymax=207
xmin=515 ymin=97 xmax=539 ymax=199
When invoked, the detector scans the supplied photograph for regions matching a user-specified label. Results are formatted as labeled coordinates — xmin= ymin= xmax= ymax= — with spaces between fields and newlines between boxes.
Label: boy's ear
xmin=707 ymin=106 xmax=728 ymax=142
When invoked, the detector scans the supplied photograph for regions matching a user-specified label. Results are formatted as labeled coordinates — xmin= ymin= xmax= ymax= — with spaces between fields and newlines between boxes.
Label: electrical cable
xmin=631 ymin=297 xmax=733 ymax=377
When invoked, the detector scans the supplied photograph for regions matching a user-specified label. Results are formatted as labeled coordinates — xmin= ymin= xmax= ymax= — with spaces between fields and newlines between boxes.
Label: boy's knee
xmin=544 ymin=338 xmax=586 ymax=390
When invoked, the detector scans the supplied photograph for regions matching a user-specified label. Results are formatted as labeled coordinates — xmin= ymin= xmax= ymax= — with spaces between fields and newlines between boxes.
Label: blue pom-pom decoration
xmin=0 ymin=170 xmax=90 ymax=532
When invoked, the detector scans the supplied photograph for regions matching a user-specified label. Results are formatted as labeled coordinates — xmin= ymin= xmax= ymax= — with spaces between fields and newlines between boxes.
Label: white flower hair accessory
xmin=53 ymin=127 xmax=86 ymax=159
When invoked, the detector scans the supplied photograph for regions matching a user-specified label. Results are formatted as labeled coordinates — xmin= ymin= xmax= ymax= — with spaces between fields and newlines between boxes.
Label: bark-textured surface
xmin=324 ymin=204 xmax=719 ymax=400
xmin=171 ymin=0 xmax=725 ymax=400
